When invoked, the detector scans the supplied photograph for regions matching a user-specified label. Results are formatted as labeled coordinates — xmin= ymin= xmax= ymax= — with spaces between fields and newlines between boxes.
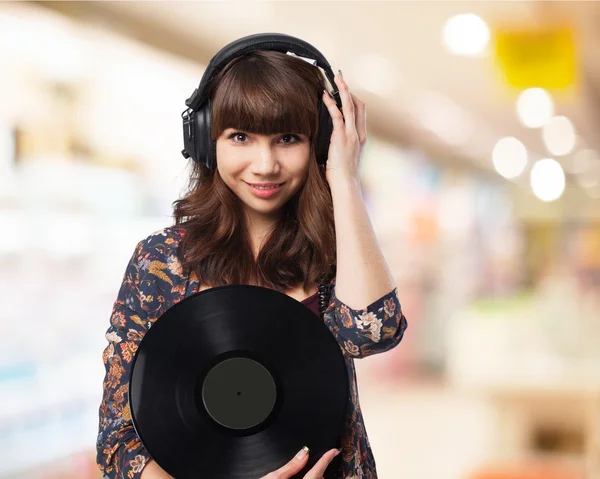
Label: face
xmin=215 ymin=128 xmax=311 ymax=224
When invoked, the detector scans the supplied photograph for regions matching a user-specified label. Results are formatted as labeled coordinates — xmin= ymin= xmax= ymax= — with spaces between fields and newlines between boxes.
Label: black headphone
xmin=180 ymin=32 xmax=343 ymax=172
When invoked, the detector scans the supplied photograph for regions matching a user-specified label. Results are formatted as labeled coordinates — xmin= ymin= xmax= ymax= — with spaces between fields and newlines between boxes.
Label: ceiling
xmin=36 ymin=1 xmax=600 ymax=188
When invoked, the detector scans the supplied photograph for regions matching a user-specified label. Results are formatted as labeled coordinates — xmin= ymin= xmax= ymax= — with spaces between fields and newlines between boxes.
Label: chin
xmin=247 ymin=201 xmax=283 ymax=216
xmin=240 ymin=194 xmax=286 ymax=215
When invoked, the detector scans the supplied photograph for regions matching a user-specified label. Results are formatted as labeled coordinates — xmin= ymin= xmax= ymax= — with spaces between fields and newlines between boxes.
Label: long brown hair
xmin=173 ymin=50 xmax=336 ymax=292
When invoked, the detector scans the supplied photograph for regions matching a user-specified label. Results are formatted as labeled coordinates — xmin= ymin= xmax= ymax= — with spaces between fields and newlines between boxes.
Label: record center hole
xmin=237 ymin=392 xmax=241 ymax=395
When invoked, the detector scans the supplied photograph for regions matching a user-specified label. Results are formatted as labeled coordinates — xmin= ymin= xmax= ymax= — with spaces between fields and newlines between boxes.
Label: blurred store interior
xmin=0 ymin=1 xmax=599 ymax=478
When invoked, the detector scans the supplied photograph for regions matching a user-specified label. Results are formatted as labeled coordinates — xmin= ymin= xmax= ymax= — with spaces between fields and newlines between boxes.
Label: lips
xmin=246 ymin=182 xmax=284 ymax=198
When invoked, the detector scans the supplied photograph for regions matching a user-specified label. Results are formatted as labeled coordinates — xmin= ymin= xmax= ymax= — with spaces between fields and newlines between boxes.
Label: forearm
xmin=141 ymin=460 xmax=174 ymax=479
xmin=329 ymin=178 xmax=396 ymax=310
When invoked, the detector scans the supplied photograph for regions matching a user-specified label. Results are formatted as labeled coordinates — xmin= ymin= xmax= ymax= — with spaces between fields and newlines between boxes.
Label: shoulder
xmin=132 ymin=225 xmax=189 ymax=284
xmin=137 ymin=225 xmax=187 ymax=255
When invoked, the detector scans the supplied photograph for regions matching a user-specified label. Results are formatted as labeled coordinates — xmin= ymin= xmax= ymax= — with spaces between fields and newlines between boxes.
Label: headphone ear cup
xmin=194 ymin=99 xmax=216 ymax=172
xmin=182 ymin=111 xmax=195 ymax=161
xmin=315 ymin=97 xmax=333 ymax=166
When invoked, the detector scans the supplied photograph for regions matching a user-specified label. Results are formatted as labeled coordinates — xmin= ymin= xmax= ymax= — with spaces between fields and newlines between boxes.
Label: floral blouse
xmin=96 ymin=226 xmax=407 ymax=479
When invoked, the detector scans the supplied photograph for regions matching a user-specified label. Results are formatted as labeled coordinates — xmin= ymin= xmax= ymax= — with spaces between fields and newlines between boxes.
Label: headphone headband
xmin=185 ymin=33 xmax=337 ymax=111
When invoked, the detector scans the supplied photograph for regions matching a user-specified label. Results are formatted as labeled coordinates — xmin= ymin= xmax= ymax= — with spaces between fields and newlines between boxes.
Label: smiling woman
xmin=97 ymin=34 xmax=407 ymax=479
xmin=173 ymin=49 xmax=336 ymax=290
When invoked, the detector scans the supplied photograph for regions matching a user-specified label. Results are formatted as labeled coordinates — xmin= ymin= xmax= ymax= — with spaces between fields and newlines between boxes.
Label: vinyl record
xmin=129 ymin=284 xmax=349 ymax=479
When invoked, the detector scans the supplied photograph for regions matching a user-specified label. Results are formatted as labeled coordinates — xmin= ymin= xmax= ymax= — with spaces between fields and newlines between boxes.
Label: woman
xmin=96 ymin=48 xmax=407 ymax=479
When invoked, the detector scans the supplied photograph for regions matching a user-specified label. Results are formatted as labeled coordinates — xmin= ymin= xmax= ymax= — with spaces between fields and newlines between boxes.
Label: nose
xmin=250 ymin=143 xmax=280 ymax=176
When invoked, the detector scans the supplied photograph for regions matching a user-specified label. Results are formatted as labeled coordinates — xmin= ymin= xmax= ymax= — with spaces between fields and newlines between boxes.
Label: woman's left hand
xmin=322 ymin=70 xmax=367 ymax=187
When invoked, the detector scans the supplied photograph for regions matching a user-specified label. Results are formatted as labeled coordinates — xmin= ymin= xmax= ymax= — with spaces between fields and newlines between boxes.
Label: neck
xmin=244 ymin=210 xmax=280 ymax=260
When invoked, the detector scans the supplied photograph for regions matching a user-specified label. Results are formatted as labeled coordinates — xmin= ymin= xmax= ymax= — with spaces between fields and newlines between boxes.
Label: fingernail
xmin=338 ymin=69 xmax=343 ymax=80
xmin=296 ymin=446 xmax=309 ymax=460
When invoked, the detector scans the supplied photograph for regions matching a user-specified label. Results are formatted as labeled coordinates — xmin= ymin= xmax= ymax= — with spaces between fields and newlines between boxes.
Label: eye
xmin=228 ymin=131 xmax=248 ymax=144
xmin=280 ymin=134 xmax=301 ymax=144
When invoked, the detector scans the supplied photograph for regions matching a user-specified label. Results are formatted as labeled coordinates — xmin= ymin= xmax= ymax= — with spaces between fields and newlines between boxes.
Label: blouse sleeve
xmin=96 ymin=240 xmax=152 ymax=479
xmin=322 ymin=280 xmax=408 ymax=359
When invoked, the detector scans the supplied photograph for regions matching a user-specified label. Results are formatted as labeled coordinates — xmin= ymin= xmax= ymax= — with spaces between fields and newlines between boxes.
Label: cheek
xmin=216 ymin=162 xmax=241 ymax=195
xmin=288 ymin=147 xmax=311 ymax=177
xmin=216 ymin=150 xmax=245 ymax=181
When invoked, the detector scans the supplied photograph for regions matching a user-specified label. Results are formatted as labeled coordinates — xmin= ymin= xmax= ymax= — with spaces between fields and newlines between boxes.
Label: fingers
xmin=322 ymin=89 xmax=345 ymax=133
xmin=260 ymin=447 xmax=340 ymax=479
xmin=324 ymin=72 xmax=367 ymax=147
xmin=333 ymin=71 xmax=356 ymax=136
xmin=350 ymin=92 xmax=367 ymax=145
xmin=305 ymin=449 xmax=340 ymax=479
xmin=262 ymin=446 xmax=310 ymax=479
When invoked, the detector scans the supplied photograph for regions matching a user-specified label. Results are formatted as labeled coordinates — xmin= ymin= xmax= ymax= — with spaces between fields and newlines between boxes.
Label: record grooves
xmin=129 ymin=284 xmax=348 ymax=479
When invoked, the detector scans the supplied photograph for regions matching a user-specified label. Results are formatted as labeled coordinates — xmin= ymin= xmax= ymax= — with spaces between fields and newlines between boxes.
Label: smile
xmin=247 ymin=183 xmax=283 ymax=189
xmin=246 ymin=182 xmax=285 ymax=198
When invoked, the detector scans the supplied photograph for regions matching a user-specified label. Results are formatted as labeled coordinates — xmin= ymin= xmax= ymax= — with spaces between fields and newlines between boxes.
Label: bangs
xmin=209 ymin=51 xmax=324 ymax=141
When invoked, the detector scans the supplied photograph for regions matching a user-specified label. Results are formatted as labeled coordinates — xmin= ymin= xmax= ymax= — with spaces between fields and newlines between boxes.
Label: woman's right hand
xmin=259 ymin=446 xmax=340 ymax=479
xmin=140 ymin=446 xmax=339 ymax=479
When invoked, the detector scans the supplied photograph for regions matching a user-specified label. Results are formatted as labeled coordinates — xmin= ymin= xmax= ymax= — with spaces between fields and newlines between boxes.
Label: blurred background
xmin=1 ymin=1 xmax=599 ymax=478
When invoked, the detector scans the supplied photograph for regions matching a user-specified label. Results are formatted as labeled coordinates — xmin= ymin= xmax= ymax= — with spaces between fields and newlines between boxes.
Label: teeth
xmin=252 ymin=184 xmax=280 ymax=190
